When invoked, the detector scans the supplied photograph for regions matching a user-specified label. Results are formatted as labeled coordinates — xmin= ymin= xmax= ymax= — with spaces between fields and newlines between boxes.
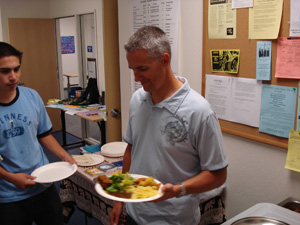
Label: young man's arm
xmin=38 ymin=134 xmax=76 ymax=164
xmin=0 ymin=166 xmax=36 ymax=189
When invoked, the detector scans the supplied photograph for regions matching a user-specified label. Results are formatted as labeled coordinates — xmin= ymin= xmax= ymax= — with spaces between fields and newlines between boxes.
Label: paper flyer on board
xmin=285 ymin=130 xmax=300 ymax=173
xmin=275 ymin=37 xmax=300 ymax=79
xmin=210 ymin=50 xmax=240 ymax=73
xmin=208 ymin=0 xmax=236 ymax=39
xmin=259 ymin=85 xmax=297 ymax=138
xmin=249 ymin=0 xmax=283 ymax=39
xmin=205 ymin=75 xmax=262 ymax=127
xmin=290 ymin=0 xmax=300 ymax=37
xmin=256 ymin=41 xmax=272 ymax=80
xmin=232 ymin=0 xmax=253 ymax=9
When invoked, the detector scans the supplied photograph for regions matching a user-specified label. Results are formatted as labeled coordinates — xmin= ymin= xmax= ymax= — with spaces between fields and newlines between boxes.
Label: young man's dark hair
xmin=0 ymin=42 xmax=23 ymax=63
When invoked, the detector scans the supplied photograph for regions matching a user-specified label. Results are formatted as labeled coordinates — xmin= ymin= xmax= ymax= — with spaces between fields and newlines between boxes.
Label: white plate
xmin=72 ymin=154 xmax=105 ymax=166
xmin=101 ymin=142 xmax=127 ymax=157
xmin=94 ymin=174 xmax=163 ymax=203
xmin=31 ymin=162 xmax=77 ymax=183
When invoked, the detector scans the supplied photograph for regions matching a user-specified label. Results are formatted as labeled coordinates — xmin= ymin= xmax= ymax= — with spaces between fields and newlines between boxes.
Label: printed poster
xmin=210 ymin=50 xmax=240 ymax=73
xmin=290 ymin=0 xmax=300 ymax=37
xmin=205 ymin=75 xmax=262 ymax=127
xmin=232 ymin=0 xmax=253 ymax=9
xmin=249 ymin=0 xmax=283 ymax=39
xmin=208 ymin=0 xmax=236 ymax=39
xmin=259 ymin=85 xmax=297 ymax=138
xmin=275 ymin=37 xmax=300 ymax=79
xmin=61 ymin=36 xmax=75 ymax=54
xmin=285 ymin=130 xmax=300 ymax=173
xmin=256 ymin=41 xmax=272 ymax=81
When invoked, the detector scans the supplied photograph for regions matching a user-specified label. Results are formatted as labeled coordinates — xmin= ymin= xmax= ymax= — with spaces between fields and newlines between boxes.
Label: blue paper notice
xmin=256 ymin=41 xmax=272 ymax=80
xmin=259 ymin=85 xmax=297 ymax=138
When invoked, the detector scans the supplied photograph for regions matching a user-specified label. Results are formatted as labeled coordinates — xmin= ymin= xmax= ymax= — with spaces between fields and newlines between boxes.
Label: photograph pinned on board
xmin=210 ymin=49 xmax=240 ymax=73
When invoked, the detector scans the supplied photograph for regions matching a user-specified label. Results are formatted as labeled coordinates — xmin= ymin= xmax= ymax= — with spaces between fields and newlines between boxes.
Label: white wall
xmin=0 ymin=0 xmax=50 ymax=42
xmin=83 ymin=14 xmax=97 ymax=59
xmin=118 ymin=0 xmax=300 ymax=220
xmin=224 ymin=133 xmax=300 ymax=218
xmin=59 ymin=17 xmax=79 ymax=88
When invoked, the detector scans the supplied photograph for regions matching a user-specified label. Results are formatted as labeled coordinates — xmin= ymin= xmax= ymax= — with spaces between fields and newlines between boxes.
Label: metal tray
xmin=278 ymin=197 xmax=300 ymax=213
xmin=232 ymin=216 xmax=289 ymax=225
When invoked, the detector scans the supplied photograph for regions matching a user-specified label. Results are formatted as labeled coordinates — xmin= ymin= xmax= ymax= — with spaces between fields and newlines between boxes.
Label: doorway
xmin=56 ymin=13 xmax=101 ymax=144
xmin=56 ymin=16 xmax=80 ymax=99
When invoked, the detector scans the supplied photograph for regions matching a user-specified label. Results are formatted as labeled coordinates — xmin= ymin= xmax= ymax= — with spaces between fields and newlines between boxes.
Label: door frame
xmin=55 ymin=14 xmax=87 ymax=100
xmin=102 ymin=0 xmax=122 ymax=142
xmin=55 ymin=12 xmax=101 ymax=144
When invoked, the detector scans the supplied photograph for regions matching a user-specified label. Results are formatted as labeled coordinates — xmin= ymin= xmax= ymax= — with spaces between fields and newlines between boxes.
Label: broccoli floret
xmin=105 ymin=172 xmax=135 ymax=193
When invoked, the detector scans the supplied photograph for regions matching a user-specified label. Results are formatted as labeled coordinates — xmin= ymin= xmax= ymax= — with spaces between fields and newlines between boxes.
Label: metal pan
xmin=231 ymin=216 xmax=289 ymax=225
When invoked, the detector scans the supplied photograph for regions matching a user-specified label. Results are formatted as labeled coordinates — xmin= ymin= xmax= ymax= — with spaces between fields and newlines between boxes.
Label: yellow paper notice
xmin=210 ymin=50 xmax=240 ymax=73
xmin=285 ymin=130 xmax=300 ymax=172
xmin=249 ymin=0 xmax=283 ymax=39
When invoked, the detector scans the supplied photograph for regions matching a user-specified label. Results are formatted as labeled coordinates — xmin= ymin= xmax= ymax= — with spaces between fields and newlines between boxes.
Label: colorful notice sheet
xmin=259 ymin=85 xmax=297 ymax=138
xmin=256 ymin=41 xmax=272 ymax=81
xmin=208 ymin=0 xmax=236 ymax=39
xmin=61 ymin=36 xmax=75 ymax=54
xmin=285 ymin=130 xmax=300 ymax=173
xmin=249 ymin=0 xmax=283 ymax=39
xmin=210 ymin=50 xmax=240 ymax=73
xmin=275 ymin=37 xmax=300 ymax=79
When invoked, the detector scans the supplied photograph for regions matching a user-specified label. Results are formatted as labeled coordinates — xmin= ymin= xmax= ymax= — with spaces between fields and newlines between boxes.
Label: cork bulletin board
xmin=202 ymin=1 xmax=297 ymax=149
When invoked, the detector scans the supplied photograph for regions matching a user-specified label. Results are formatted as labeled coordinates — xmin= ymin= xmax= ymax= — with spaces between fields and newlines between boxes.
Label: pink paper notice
xmin=275 ymin=37 xmax=300 ymax=79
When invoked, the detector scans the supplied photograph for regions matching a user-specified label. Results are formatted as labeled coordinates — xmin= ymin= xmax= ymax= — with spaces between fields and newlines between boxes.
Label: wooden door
xmin=8 ymin=18 xmax=61 ymax=132
xmin=102 ymin=0 xmax=122 ymax=142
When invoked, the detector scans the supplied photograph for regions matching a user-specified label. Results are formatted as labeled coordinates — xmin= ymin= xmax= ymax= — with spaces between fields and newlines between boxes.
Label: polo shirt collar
xmin=141 ymin=76 xmax=190 ymax=114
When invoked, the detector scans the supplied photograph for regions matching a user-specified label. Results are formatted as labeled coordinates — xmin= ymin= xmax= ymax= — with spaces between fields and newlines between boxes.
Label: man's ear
xmin=162 ymin=53 xmax=170 ymax=65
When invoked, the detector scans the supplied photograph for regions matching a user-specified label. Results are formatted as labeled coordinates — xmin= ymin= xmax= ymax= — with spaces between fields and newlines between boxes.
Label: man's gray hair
xmin=124 ymin=26 xmax=171 ymax=61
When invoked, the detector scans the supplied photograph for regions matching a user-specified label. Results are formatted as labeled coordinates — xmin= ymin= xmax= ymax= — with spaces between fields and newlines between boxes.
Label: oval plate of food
xmin=94 ymin=173 xmax=163 ymax=202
